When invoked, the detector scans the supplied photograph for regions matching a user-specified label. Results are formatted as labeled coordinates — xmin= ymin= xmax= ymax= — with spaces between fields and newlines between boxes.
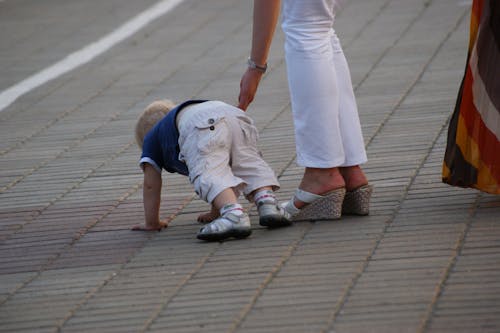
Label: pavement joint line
xmin=322 ymin=162 xmax=423 ymax=330
xmin=0 ymin=119 xmax=130 ymax=239
xmin=207 ymin=0 xmax=409 ymax=200
xmin=54 ymin=192 xmax=196 ymax=332
xmin=0 ymin=78 xmax=69 ymax=123
xmin=0 ymin=1 xmax=282 ymax=275
xmin=53 ymin=270 xmax=119 ymax=333
xmin=256 ymin=70 xmax=290 ymax=131
xmin=196 ymin=0 xmax=383 ymax=112
xmin=1 ymin=76 xmax=291 ymax=313
xmin=225 ymin=97 xmax=354 ymax=331
xmin=352 ymin=0 xmax=427 ymax=93
xmin=0 ymin=0 xmax=235 ymax=158
xmin=0 ymin=78 xmax=118 ymax=158
xmin=62 ymin=99 xmax=295 ymax=329
xmin=0 ymin=60 xmax=294 ymax=314
xmin=1 ymin=0 xmax=372 ymax=199
xmin=227 ymin=223 xmax=314 ymax=333
xmin=0 ymin=1 xmax=217 ymax=126
xmin=59 ymin=68 xmax=296 ymax=330
xmin=0 ymin=1 xmax=203 ymax=125
xmin=341 ymin=0 xmax=459 ymax=156
xmin=320 ymin=9 xmax=470 ymax=333
xmin=416 ymin=169 xmax=482 ymax=331
xmin=0 ymin=2 xmax=489 ymax=332
xmin=188 ymin=20 xmax=252 ymax=101
xmin=230 ymin=0 xmax=392 ymax=205
xmin=0 ymin=0 xmax=186 ymax=113
xmin=138 ymin=96 xmax=299 ymax=328
xmin=0 ymin=140 xmax=139 ymax=306
xmin=366 ymin=4 xmax=468 ymax=146
xmin=0 ymin=108 xmax=124 ymax=199
xmin=0 ymin=3 xmax=253 ymax=222
xmin=140 ymin=245 xmax=220 ymax=332
xmin=342 ymin=0 xmax=391 ymax=51
xmin=0 ymin=35 xmax=242 ymax=235
xmin=362 ymin=0 xmax=469 ymax=149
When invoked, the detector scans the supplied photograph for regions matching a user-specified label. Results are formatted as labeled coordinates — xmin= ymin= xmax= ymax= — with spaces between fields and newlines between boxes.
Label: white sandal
xmin=282 ymin=187 xmax=346 ymax=221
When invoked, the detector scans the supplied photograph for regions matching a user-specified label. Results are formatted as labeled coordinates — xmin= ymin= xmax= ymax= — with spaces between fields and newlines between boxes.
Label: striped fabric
xmin=443 ymin=0 xmax=500 ymax=194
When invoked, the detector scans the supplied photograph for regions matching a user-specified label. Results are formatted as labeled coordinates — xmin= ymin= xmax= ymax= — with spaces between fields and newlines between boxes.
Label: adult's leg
xmin=282 ymin=0 xmax=367 ymax=203
xmin=282 ymin=0 xmax=344 ymax=206
xmin=330 ymin=31 xmax=368 ymax=190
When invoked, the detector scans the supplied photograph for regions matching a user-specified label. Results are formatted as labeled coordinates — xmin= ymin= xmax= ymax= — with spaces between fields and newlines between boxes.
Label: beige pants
xmin=178 ymin=101 xmax=279 ymax=203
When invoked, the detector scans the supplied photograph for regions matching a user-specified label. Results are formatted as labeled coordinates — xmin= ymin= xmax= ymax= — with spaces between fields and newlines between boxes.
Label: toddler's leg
xmin=196 ymin=188 xmax=252 ymax=242
xmin=197 ymin=187 xmax=241 ymax=223
xmin=252 ymin=187 xmax=292 ymax=228
xmin=212 ymin=187 xmax=239 ymax=210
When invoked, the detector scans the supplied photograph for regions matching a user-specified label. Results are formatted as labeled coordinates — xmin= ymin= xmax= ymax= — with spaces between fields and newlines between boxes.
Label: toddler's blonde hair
xmin=135 ymin=99 xmax=176 ymax=148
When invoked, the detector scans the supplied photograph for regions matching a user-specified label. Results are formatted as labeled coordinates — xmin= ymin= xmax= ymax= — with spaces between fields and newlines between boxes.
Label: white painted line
xmin=0 ymin=0 xmax=185 ymax=112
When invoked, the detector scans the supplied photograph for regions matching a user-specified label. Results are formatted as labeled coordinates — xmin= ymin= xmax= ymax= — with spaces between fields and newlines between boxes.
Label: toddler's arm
xmin=132 ymin=163 xmax=168 ymax=231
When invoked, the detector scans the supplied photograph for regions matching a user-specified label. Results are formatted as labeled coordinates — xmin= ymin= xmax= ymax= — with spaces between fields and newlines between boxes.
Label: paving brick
xmin=1 ymin=0 xmax=498 ymax=332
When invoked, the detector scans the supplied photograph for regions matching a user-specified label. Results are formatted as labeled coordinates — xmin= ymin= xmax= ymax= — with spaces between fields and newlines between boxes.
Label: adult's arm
xmin=238 ymin=0 xmax=281 ymax=111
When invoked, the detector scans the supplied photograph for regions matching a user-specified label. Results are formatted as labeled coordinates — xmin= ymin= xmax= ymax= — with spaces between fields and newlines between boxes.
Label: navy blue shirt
xmin=140 ymin=100 xmax=207 ymax=175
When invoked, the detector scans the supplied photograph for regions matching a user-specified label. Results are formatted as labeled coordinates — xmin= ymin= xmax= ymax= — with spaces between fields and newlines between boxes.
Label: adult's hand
xmin=238 ymin=0 xmax=280 ymax=110
xmin=238 ymin=68 xmax=263 ymax=111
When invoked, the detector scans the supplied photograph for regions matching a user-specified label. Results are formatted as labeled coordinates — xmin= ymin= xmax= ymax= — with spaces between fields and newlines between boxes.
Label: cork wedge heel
xmin=342 ymin=184 xmax=373 ymax=216
xmin=282 ymin=187 xmax=346 ymax=221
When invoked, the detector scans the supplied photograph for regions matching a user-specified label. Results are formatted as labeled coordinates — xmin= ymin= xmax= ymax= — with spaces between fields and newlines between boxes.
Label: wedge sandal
xmin=282 ymin=187 xmax=346 ymax=221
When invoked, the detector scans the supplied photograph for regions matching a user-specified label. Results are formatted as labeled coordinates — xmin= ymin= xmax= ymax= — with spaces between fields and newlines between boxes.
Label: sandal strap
xmin=282 ymin=189 xmax=324 ymax=216
xmin=201 ymin=212 xmax=245 ymax=233
xmin=294 ymin=188 xmax=324 ymax=203
xmin=282 ymin=200 xmax=300 ymax=215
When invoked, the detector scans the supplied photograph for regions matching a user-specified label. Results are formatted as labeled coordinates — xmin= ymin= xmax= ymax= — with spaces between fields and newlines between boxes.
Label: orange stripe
xmin=460 ymin=68 xmax=500 ymax=170
xmin=442 ymin=162 xmax=451 ymax=180
xmin=455 ymin=64 xmax=500 ymax=193
xmin=456 ymin=114 xmax=500 ymax=194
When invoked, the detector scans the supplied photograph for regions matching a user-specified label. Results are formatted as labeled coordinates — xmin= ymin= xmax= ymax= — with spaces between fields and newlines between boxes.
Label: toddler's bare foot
xmin=197 ymin=206 xmax=220 ymax=224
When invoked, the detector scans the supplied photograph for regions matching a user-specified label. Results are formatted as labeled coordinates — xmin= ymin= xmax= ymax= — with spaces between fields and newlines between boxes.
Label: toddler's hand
xmin=131 ymin=220 xmax=168 ymax=232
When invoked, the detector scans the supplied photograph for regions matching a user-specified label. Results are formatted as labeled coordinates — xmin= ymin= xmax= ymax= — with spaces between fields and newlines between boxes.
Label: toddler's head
xmin=135 ymin=99 xmax=176 ymax=148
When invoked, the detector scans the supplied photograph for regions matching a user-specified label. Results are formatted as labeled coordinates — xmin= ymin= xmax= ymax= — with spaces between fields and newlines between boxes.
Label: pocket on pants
xmin=193 ymin=116 xmax=229 ymax=154
xmin=185 ymin=116 xmax=230 ymax=182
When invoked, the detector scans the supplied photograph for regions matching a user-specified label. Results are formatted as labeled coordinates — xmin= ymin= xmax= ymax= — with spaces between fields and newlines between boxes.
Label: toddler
xmin=133 ymin=99 xmax=290 ymax=241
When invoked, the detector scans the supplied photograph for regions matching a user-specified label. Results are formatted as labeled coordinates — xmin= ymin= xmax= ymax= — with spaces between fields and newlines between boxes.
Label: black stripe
xmin=475 ymin=0 xmax=500 ymax=112
xmin=443 ymin=70 xmax=479 ymax=188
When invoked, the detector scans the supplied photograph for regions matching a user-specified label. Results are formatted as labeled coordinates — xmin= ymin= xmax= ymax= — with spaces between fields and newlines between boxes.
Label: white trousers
xmin=281 ymin=0 xmax=367 ymax=168
xmin=178 ymin=101 xmax=279 ymax=203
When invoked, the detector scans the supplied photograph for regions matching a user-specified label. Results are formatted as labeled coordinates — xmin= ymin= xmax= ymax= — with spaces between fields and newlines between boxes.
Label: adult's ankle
xmin=299 ymin=167 xmax=345 ymax=195
xmin=339 ymin=166 xmax=368 ymax=191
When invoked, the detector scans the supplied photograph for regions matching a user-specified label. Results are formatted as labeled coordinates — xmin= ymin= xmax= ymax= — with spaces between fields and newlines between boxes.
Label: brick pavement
xmin=0 ymin=0 xmax=499 ymax=332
